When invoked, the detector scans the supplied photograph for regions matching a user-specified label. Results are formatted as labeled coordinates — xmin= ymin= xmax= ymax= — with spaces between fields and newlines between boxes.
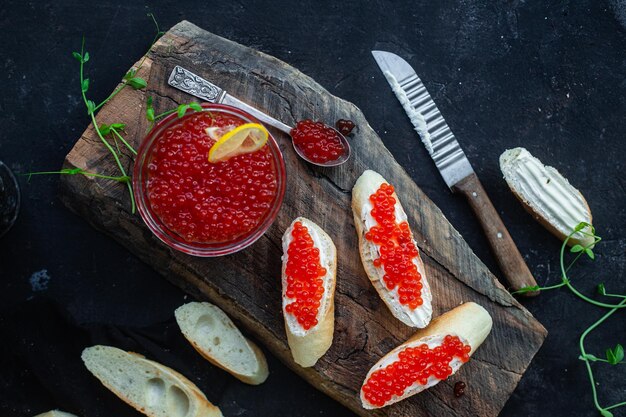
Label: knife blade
xmin=372 ymin=50 xmax=538 ymax=295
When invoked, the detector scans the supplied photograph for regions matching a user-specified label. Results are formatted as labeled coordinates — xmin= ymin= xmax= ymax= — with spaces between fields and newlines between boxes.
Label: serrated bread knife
xmin=372 ymin=50 xmax=538 ymax=296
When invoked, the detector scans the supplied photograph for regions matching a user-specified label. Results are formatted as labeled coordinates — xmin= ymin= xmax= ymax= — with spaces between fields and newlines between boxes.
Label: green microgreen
xmin=145 ymin=98 xmax=205 ymax=129
xmin=26 ymin=14 xmax=165 ymax=214
xmin=515 ymin=222 xmax=625 ymax=415
xmin=606 ymin=344 xmax=624 ymax=365
xmin=24 ymin=168 xmax=129 ymax=183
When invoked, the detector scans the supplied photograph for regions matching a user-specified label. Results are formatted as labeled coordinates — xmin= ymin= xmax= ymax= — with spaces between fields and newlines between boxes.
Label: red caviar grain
xmin=290 ymin=119 xmax=346 ymax=164
xmin=365 ymin=183 xmax=423 ymax=309
xmin=284 ymin=221 xmax=326 ymax=330
xmin=146 ymin=111 xmax=278 ymax=243
xmin=362 ymin=335 xmax=471 ymax=407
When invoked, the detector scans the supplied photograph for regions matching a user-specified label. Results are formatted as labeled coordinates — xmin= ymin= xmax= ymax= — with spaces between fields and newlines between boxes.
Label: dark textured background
xmin=1 ymin=1 xmax=625 ymax=416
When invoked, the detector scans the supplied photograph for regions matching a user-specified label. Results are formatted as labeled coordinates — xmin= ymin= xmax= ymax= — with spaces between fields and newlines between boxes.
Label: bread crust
xmin=360 ymin=302 xmax=493 ymax=409
xmin=352 ymin=170 xmax=432 ymax=328
xmin=282 ymin=217 xmax=337 ymax=367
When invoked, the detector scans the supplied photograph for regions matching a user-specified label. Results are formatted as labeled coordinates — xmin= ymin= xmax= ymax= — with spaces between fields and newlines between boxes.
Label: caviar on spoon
xmin=289 ymin=119 xmax=351 ymax=166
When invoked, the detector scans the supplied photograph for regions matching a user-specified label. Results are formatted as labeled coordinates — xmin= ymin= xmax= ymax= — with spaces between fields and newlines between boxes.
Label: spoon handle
xmin=222 ymin=95 xmax=293 ymax=134
xmin=168 ymin=66 xmax=293 ymax=134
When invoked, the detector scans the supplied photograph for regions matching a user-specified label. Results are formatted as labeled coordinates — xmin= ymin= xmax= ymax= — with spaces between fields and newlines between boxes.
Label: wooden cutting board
xmin=60 ymin=21 xmax=546 ymax=417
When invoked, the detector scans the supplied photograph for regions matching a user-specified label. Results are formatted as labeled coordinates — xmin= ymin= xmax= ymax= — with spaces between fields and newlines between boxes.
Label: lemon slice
xmin=208 ymin=123 xmax=269 ymax=163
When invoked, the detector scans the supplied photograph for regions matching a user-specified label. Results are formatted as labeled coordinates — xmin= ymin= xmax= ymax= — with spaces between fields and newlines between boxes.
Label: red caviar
xmin=146 ymin=111 xmax=278 ymax=243
xmin=362 ymin=335 xmax=471 ymax=407
xmin=364 ymin=183 xmax=423 ymax=309
xmin=291 ymin=119 xmax=346 ymax=164
xmin=284 ymin=221 xmax=327 ymax=330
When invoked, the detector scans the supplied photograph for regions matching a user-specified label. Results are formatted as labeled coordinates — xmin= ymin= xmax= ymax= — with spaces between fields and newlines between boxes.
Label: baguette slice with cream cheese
xmin=500 ymin=147 xmax=594 ymax=247
xmin=360 ymin=302 xmax=492 ymax=409
xmin=282 ymin=217 xmax=336 ymax=367
xmin=175 ymin=301 xmax=269 ymax=385
xmin=82 ymin=345 xmax=223 ymax=417
xmin=352 ymin=170 xmax=433 ymax=328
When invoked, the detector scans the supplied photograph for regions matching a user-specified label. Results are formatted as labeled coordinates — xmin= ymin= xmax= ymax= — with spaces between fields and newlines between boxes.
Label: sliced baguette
xmin=360 ymin=302 xmax=493 ymax=409
xmin=500 ymin=147 xmax=594 ymax=247
xmin=175 ymin=301 xmax=269 ymax=385
xmin=352 ymin=170 xmax=433 ymax=328
xmin=81 ymin=345 xmax=223 ymax=417
xmin=281 ymin=217 xmax=337 ymax=367
xmin=34 ymin=412 xmax=78 ymax=417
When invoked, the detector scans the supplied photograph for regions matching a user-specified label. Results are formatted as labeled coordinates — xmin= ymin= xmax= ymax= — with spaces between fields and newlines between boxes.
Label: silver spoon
xmin=167 ymin=66 xmax=351 ymax=167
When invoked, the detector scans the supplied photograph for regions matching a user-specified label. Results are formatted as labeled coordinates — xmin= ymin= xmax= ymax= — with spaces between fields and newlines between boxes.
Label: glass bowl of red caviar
xmin=133 ymin=103 xmax=286 ymax=257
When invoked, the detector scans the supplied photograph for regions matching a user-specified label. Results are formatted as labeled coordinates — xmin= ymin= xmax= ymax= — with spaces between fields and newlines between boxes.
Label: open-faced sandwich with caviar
xmin=281 ymin=217 xmax=337 ymax=367
xmin=352 ymin=170 xmax=433 ymax=328
xmin=360 ymin=302 xmax=492 ymax=409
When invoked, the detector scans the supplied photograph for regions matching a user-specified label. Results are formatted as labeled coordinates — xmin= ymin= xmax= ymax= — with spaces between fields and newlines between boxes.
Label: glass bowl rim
xmin=132 ymin=103 xmax=287 ymax=257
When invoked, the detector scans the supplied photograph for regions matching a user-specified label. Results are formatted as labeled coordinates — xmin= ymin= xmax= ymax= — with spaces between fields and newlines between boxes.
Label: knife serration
xmin=372 ymin=50 xmax=473 ymax=188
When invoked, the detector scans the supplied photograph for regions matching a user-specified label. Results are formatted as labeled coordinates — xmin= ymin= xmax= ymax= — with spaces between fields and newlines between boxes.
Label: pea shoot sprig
xmin=145 ymin=97 xmax=204 ymax=128
xmin=514 ymin=222 xmax=625 ymax=416
xmin=27 ymin=14 xmax=164 ymax=214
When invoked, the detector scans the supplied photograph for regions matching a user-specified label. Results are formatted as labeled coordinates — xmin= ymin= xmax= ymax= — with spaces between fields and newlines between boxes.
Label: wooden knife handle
xmin=452 ymin=173 xmax=538 ymax=296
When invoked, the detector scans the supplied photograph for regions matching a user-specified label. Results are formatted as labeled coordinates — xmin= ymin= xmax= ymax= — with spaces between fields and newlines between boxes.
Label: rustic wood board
xmin=59 ymin=21 xmax=546 ymax=417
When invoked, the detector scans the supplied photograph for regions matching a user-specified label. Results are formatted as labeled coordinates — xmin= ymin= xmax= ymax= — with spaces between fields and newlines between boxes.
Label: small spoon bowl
xmin=289 ymin=125 xmax=352 ymax=167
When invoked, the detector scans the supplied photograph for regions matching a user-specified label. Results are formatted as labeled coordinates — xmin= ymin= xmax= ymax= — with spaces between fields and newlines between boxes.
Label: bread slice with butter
xmin=281 ymin=217 xmax=337 ymax=368
xmin=500 ymin=147 xmax=594 ymax=247
xmin=34 ymin=412 xmax=79 ymax=417
xmin=352 ymin=170 xmax=433 ymax=328
xmin=82 ymin=345 xmax=223 ymax=417
xmin=360 ymin=302 xmax=492 ymax=409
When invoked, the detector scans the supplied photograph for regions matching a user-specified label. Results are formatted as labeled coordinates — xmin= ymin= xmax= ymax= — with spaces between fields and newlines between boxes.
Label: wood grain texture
xmin=59 ymin=21 xmax=546 ymax=417
xmin=452 ymin=173 xmax=539 ymax=296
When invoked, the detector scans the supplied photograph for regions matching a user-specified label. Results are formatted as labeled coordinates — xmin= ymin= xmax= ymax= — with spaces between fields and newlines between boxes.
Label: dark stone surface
xmin=1 ymin=1 xmax=624 ymax=416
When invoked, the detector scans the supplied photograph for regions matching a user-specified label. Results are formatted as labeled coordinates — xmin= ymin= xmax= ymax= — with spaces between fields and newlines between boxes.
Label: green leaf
xmin=570 ymin=244 xmax=584 ymax=253
xmin=81 ymin=78 xmax=90 ymax=92
xmin=585 ymin=248 xmax=595 ymax=259
xmin=110 ymin=123 xmax=126 ymax=131
xmin=574 ymin=222 xmax=590 ymax=232
xmin=86 ymin=100 xmax=96 ymax=115
xmin=127 ymin=77 xmax=147 ymax=90
xmin=189 ymin=102 xmax=203 ymax=112
xmin=83 ymin=51 xmax=90 ymax=63
xmin=512 ymin=285 xmax=540 ymax=295
xmin=177 ymin=104 xmax=190 ymax=118
xmin=606 ymin=344 xmax=624 ymax=365
xmin=600 ymin=409 xmax=614 ymax=417
xmin=72 ymin=51 xmax=83 ymax=62
xmin=146 ymin=96 xmax=155 ymax=122
xmin=597 ymin=283 xmax=607 ymax=296
xmin=579 ymin=354 xmax=599 ymax=362
xmin=98 ymin=123 xmax=112 ymax=135
xmin=123 ymin=69 xmax=136 ymax=80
